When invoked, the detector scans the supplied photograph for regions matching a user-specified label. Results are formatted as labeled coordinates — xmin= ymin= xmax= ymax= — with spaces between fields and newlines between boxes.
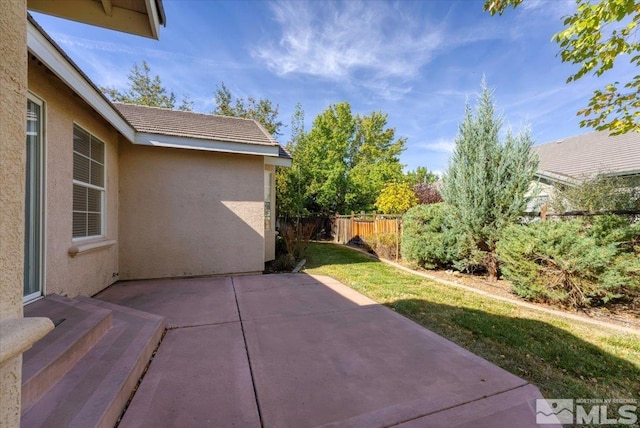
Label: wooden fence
xmin=333 ymin=212 xmax=402 ymax=244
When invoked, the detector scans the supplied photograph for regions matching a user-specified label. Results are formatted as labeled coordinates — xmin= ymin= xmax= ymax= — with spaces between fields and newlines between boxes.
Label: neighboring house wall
xmin=0 ymin=1 xmax=28 ymax=425
xmin=28 ymin=58 xmax=120 ymax=297
xmin=118 ymin=142 xmax=265 ymax=279
xmin=526 ymin=179 xmax=555 ymax=212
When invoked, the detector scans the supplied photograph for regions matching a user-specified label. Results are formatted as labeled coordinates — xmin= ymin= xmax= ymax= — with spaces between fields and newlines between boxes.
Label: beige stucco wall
xmin=0 ymin=2 xmax=27 ymax=426
xmin=28 ymin=58 xmax=120 ymax=298
xmin=118 ymin=142 xmax=266 ymax=279
xmin=264 ymin=164 xmax=276 ymax=262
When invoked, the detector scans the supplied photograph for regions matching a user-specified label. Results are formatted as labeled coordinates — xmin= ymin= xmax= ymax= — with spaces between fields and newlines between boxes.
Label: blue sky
xmin=33 ymin=0 xmax=635 ymax=174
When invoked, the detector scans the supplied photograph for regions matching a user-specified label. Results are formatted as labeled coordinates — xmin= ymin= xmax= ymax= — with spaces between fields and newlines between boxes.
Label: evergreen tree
xmin=212 ymin=82 xmax=283 ymax=136
xmin=441 ymin=80 xmax=538 ymax=281
xmin=102 ymin=61 xmax=184 ymax=109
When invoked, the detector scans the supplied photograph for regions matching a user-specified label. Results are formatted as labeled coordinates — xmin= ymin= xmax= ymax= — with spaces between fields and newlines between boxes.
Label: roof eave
xmin=534 ymin=170 xmax=578 ymax=186
xmin=134 ymin=132 xmax=283 ymax=157
xmin=265 ymin=157 xmax=292 ymax=167
xmin=27 ymin=18 xmax=136 ymax=142
xmin=28 ymin=0 xmax=164 ymax=40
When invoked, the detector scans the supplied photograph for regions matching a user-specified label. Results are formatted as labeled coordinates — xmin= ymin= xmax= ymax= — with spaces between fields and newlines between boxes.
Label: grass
xmin=304 ymin=242 xmax=640 ymax=404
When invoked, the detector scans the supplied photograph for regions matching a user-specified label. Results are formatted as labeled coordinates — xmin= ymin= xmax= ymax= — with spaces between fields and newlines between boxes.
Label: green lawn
xmin=304 ymin=243 xmax=640 ymax=402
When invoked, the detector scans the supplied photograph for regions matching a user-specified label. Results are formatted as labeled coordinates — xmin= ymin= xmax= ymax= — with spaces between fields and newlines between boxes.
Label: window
xmin=264 ymin=171 xmax=272 ymax=231
xmin=72 ymin=124 xmax=105 ymax=239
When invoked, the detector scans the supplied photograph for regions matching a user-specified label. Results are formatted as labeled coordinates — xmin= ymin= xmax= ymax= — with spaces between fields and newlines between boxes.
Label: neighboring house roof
xmin=532 ymin=131 xmax=640 ymax=182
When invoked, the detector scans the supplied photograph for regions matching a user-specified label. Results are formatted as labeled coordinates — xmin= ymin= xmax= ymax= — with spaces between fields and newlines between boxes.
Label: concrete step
xmin=22 ymin=295 xmax=113 ymax=411
xmin=21 ymin=296 xmax=165 ymax=428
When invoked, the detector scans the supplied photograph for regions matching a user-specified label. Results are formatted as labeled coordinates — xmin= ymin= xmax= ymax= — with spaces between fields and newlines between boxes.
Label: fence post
xmin=395 ymin=217 xmax=399 ymax=261
xmin=373 ymin=211 xmax=378 ymax=235
xmin=540 ymin=203 xmax=548 ymax=221
xmin=350 ymin=212 xmax=355 ymax=243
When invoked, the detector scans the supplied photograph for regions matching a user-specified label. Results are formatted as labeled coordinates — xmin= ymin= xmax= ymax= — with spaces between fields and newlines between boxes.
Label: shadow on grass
xmin=386 ymin=298 xmax=640 ymax=402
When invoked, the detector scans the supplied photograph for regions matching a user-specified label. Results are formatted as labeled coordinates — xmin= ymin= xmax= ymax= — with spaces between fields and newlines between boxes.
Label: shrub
xmin=402 ymin=203 xmax=455 ymax=269
xmin=497 ymin=220 xmax=639 ymax=308
xmin=267 ymin=254 xmax=297 ymax=273
xmin=375 ymin=182 xmax=418 ymax=214
xmin=280 ymin=222 xmax=316 ymax=260
xmin=413 ymin=182 xmax=443 ymax=205
xmin=364 ymin=233 xmax=400 ymax=260
xmin=549 ymin=174 xmax=640 ymax=212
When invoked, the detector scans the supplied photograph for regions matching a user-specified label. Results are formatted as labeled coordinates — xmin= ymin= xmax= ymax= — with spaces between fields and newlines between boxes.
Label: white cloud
xmin=520 ymin=0 xmax=575 ymax=18
xmin=252 ymin=1 xmax=443 ymax=81
xmin=416 ymin=138 xmax=456 ymax=153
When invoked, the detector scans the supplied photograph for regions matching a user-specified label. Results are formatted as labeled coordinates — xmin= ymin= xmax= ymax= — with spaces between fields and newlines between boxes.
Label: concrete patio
xmin=94 ymin=273 xmax=552 ymax=427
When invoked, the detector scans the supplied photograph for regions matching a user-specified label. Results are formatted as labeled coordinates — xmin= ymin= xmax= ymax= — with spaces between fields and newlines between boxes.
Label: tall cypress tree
xmin=441 ymin=80 xmax=538 ymax=281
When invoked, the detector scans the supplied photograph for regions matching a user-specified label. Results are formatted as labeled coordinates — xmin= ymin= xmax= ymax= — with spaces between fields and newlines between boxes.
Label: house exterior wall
xmin=28 ymin=59 xmax=120 ymax=298
xmin=118 ymin=142 xmax=266 ymax=279
xmin=0 ymin=1 xmax=28 ymax=426
xmin=264 ymin=163 xmax=276 ymax=262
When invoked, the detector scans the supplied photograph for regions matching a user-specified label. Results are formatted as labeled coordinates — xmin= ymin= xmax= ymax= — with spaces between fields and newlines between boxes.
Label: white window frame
xmin=72 ymin=123 xmax=106 ymax=242
xmin=24 ymin=92 xmax=47 ymax=304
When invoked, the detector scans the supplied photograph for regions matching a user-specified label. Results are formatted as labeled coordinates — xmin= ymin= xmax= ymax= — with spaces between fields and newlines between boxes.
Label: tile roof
xmin=532 ymin=131 xmax=640 ymax=180
xmin=278 ymin=145 xmax=292 ymax=160
xmin=114 ymin=103 xmax=280 ymax=148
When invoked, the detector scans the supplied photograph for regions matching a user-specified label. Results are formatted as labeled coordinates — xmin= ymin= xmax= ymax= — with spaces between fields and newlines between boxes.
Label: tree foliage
xmin=292 ymin=102 xmax=406 ymax=214
xmin=102 ymin=61 xmax=189 ymax=110
xmin=401 ymin=203 xmax=456 ymax=269
xmin=413 ymin=182 xmax=443 ymax=205
xmin=485 ymin=0 xmax=640 ymax=135
xmin=405 ymin=166 xmax=437 ymax=186
xmin=276 ymin=103 xmax=307 ymax=218
xmin=375 ymin=182 xmax=418 ymax=214
xmin=549 ymin=174 xmax=640 ymax=212
xmin=212 ymin=82 xmax=284 ymax=136
xmin=497 ymin=219 xmax=640 ymax=308
xmin=441 ymin=80 xmax=538 ymax=280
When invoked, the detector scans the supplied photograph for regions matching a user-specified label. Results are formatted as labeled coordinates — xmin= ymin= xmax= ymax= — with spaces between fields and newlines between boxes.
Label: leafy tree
xmin=276 ymin=103 xmax=307 ymax=218
xmin=294 ymin=102 xmax=405 ymax=214
xmin=441 ymin=80 xmax=538 ymax=281
xmin=346 ymin=111 xmax=406 ymax=211
xmin=405 ymin=167 xmax=437 ymax=186
xmin=212 ymin=82 xmax=283 ymax=136
xmin=375 ymin=182 xmax=418 ymax=214
xmin=485 ymin=0 xmax=640 ymax=135
xmin=102 ymin=61 xmax=186 ymax=110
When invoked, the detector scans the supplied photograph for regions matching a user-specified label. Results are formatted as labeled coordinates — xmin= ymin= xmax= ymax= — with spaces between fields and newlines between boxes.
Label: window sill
xmin=68 ymin=239 xmax=116 ymax=257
